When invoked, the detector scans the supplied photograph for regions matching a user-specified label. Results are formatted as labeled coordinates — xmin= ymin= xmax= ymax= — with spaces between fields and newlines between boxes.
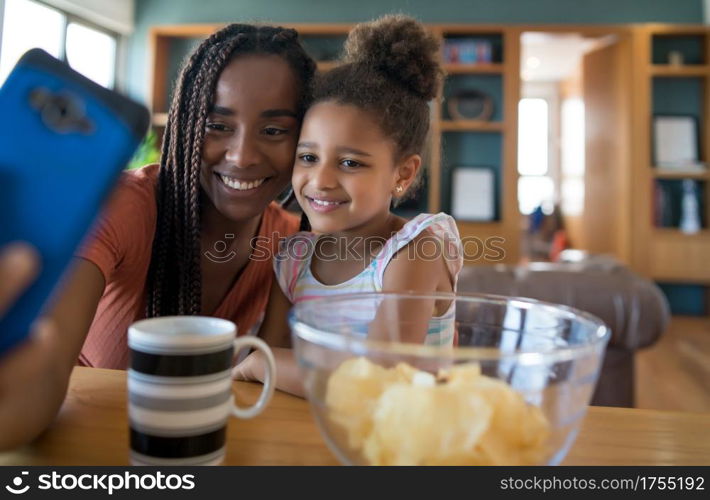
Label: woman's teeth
xmin=219 ymin=175 xmax=266 ymax=191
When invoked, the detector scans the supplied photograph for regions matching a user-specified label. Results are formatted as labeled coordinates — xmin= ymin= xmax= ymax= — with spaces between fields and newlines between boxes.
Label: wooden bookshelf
xmin=630 ymin=25 xmax=710 ymax=284
xmin=437 ymin=26 xmax=519 ymax=263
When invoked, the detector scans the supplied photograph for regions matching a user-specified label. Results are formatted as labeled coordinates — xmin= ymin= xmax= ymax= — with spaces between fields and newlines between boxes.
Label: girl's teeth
xmin=312 ymin=198 xmax=340 ymax=206
xmin=220 ymin=175 xmax=265 ymax=190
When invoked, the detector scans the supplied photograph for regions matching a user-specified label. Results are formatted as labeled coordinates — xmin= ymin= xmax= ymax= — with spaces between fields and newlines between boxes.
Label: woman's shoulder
xmin=121 ymin=163 xmax=160 ymax=187
xmin=76 ymin=165 xmax=159 ymax=280
xmin=109 ymin=164 xmax=160 ymax=210
xmin=94 ymin=164 xmax=159 ymax=225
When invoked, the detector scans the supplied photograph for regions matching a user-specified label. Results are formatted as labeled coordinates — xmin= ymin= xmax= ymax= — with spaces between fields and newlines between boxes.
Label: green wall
xmin=126 ymin=0 xmax=704 ymax=100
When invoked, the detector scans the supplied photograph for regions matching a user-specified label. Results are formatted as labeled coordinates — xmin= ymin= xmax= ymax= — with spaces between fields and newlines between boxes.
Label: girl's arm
xmin=233 ymin=278 xmax=305 ymax=397
xmin=373 ymin=232 xmax=455 ymax=344
xmin=0 ymin=257 xmax=106 ymax=449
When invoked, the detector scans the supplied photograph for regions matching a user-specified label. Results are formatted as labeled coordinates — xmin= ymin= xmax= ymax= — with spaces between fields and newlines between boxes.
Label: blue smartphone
xmin=0 ymin=49 xmax=150 ymax=355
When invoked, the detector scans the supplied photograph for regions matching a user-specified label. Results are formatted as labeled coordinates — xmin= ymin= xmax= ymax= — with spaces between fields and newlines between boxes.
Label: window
xmin=65 ymin=22 xmax=116 ymax=88
xmin=560 ymin=97 xmax=585 ymax=216
xmin=517 ymin=97 xmax=554 ymax=214
xmin=0 ymin=0 xmax=118 ymax=88
xmin=517 ymin=98 xmax=549 ymax=176
xmin=0 ymin=0 xmax=63 ymax=82
xmin=518 ymin=175 xmax=554 ymax=215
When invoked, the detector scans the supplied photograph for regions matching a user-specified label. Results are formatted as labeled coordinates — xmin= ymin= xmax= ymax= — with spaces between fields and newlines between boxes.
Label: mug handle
xmin=230 ymin=336 xmax=276 ymax=419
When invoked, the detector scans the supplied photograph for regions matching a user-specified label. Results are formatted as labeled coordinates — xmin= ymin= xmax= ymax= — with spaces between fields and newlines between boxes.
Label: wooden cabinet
xmin=430 ymin=26 xmax=520 ymax=265
xmin=567 ymin=23 xmax=710 ymax=294
xmin=631 ymin=25 xmax=710 ymax=284
xmin=147 ymin=23 xmax=521 ymax=264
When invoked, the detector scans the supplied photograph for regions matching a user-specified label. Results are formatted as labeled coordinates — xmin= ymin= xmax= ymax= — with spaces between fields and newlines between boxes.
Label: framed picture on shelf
xmin=450 ymin=167 xmax=495 ymax=221
xmin=652 ymin=115 xmax=703 ymax=169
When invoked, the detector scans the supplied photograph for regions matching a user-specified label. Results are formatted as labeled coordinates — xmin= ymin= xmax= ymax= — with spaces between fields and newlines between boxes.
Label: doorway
xmin=517 ymin=29 xmax=631 ymax=263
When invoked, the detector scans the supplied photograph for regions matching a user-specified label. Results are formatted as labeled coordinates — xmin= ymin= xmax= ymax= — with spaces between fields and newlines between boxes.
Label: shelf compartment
xmin=440 ymin=133 xmax=502 ymax=221
xmin=651 ymin=33 xmax=706 ymax=65
xmin=441 ymin=33 xmax=504 ymax=65
xmin=656 ymin=283 xmax=708 ymax=316
xmin=652 ymin=179 xmax=706 ymax=230
xmin=442 ymin=73 xmax=504 ymax=122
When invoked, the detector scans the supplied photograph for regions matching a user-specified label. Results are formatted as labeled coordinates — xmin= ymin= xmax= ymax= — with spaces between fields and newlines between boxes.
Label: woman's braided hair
xmin=146 ymin=24 xmax=316 ymax=318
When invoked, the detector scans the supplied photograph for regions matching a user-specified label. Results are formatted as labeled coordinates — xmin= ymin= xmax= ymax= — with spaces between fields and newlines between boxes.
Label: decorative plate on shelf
xmin=447 ymin=89 xmax=493 ymax=121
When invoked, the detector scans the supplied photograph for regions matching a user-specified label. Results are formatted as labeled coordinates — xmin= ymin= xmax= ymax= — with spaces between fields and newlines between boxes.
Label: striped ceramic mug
xmin=127 ymin=316 xmax=276 ymax=465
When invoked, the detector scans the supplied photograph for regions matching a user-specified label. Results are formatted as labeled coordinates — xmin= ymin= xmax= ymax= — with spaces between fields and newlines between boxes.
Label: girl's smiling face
xmin=293 ymin=101 xmax=417 ymax=235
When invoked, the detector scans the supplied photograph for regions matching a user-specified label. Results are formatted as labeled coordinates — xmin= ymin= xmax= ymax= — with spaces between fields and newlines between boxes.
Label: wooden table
xmin=1 ymin=367 xmax=709 ymax=465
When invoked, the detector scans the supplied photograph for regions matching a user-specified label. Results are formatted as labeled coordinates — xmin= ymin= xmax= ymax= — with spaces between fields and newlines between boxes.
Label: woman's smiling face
xmin=200 ymin=54 xmax=300 ymax=222
xmin=292 ymin=101 xmax=401 ymax=234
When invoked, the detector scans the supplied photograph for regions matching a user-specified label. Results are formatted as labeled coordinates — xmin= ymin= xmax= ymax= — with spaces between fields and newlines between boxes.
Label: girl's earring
xmin=395 ymin=185 xmax=404 ymax=195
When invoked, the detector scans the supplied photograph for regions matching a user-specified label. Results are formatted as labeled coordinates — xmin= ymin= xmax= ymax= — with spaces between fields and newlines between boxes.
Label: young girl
xmin=236 ymin=15 xmax=463 ymax=395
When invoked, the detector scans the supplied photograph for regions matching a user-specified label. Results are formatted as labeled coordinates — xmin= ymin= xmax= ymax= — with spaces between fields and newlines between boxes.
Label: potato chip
xmin=325 ymin=358 xmax=400 ymax=449
xmin=364 ymin=383 xmax=493 ymax=465
xmin=325 ymin=357 xmax=550 ymax=465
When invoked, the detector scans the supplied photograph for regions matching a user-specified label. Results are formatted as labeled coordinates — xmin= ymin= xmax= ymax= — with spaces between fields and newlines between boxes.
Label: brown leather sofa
xmin=456 ymin=261 xmax=671 ymax=407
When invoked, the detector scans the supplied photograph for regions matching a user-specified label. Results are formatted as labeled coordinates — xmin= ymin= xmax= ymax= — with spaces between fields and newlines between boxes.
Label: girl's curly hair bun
xmin=344 ymin=14 xmax=441 ymax=100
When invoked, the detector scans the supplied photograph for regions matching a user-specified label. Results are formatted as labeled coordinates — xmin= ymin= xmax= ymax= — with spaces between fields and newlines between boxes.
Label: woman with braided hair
xmin=0 ymin=23 xmax=315 ymax=449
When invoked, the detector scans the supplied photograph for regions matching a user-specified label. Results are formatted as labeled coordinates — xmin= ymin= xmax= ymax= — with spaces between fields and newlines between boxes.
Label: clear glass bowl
xmin=290 ymin=292 xmax=610 ymax=466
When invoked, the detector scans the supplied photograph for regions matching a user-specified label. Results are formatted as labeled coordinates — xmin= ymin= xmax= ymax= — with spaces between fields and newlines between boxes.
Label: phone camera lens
xmin=28 ymin=87 xmax=94 ymax=134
